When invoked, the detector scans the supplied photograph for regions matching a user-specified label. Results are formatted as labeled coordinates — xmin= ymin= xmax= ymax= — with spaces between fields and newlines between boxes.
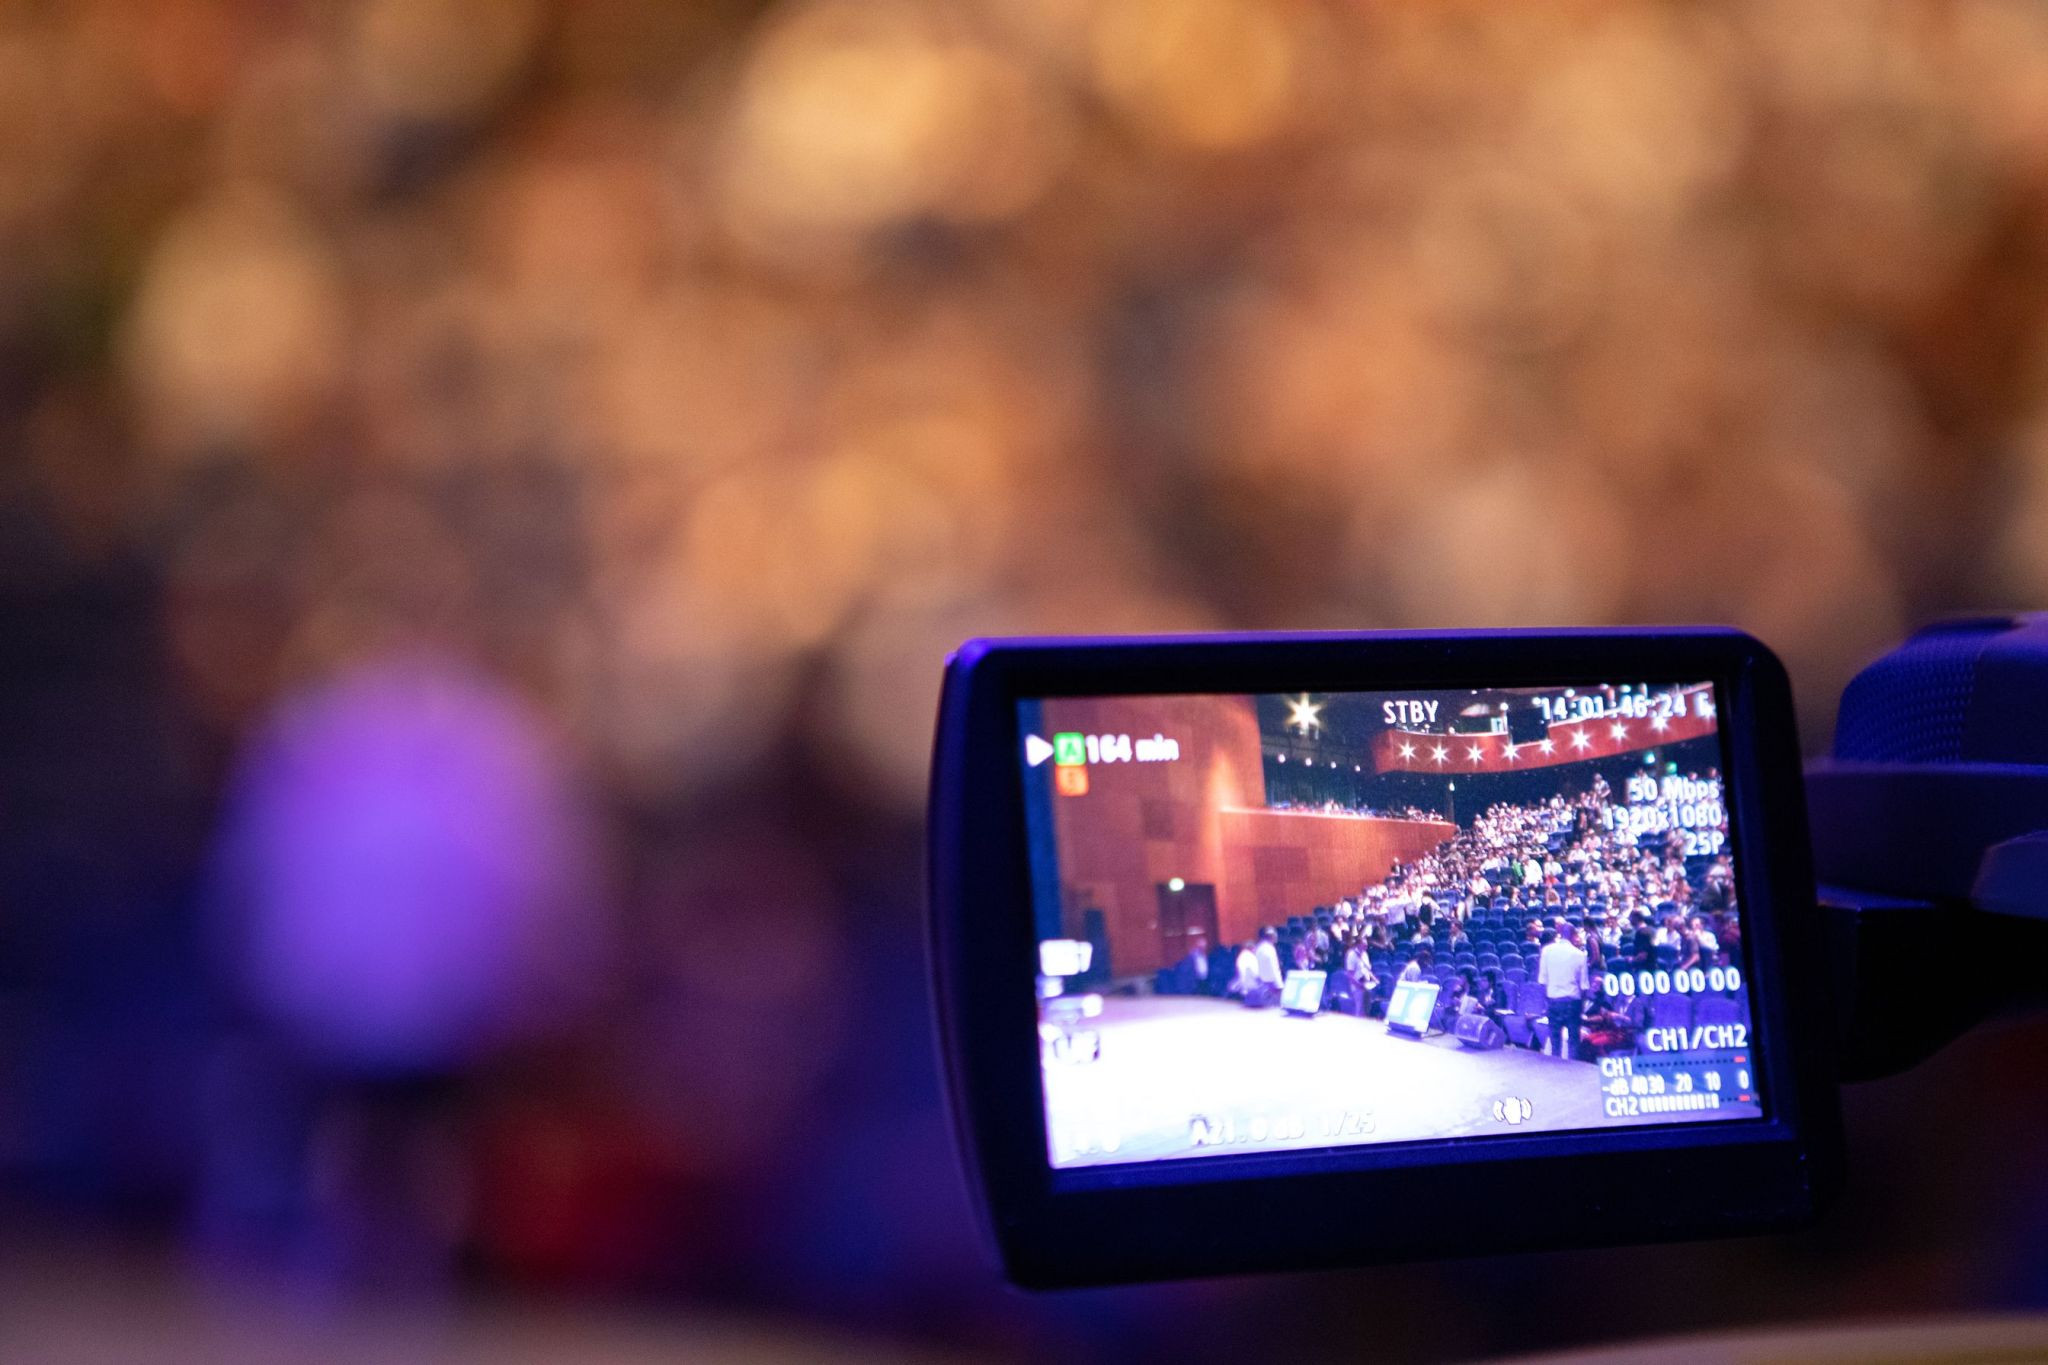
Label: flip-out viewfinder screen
xmin=1019 ymin=683 xmax=1760 ymax=1170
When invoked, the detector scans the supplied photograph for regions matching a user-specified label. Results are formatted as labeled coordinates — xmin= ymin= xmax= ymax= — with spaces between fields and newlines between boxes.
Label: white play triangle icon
xmin=1025 ymin=734 xmax=1055 ymax=767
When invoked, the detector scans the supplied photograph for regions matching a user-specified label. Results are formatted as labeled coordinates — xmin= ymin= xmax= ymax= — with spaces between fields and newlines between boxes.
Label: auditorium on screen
xmin=1036 ymin=686 xmax=1745 ymax=1064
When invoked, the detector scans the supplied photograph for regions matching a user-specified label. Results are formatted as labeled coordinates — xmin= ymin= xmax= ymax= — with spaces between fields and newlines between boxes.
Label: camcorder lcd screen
xmin=1018 ymin=683 xmax=1762 ymax=1171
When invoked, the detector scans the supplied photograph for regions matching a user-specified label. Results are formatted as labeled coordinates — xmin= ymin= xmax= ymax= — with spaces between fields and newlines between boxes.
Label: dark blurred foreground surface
xmin=12 ymin=1 xmax=2048 ymax=1360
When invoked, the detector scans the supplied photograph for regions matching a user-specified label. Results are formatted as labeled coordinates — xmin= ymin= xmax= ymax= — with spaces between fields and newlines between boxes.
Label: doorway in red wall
xmin=1156 ymin=881 xmax=1219 ymax=966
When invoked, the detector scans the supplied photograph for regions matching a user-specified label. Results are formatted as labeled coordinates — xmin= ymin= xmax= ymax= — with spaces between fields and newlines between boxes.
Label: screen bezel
xmin=929 ymin=628 xmax=1841 ymax=1287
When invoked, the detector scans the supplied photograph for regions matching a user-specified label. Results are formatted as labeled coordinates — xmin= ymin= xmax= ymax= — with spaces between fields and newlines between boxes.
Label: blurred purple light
xmin=215 ymin=655 xmax=603 ymax=1072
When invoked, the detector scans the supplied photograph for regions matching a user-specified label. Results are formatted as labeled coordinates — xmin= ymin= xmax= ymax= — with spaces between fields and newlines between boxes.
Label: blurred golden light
xmin=123 ymin=184 xmax=347 ymax=461
xmin=1089 ymin=0 xmax=1303 ymax=150
xmin=350 ymin=0 xmax=544 ymax=124
xmin=10 ymin=0 xmax=2044 ymax=810
xmin=1514 ymin=10 xmax=1746 ymax=219
xmin=1375 ymin=461 xmax=1637 ymax=629
xmin=715 ymin=0 xmax=1066 ymax=249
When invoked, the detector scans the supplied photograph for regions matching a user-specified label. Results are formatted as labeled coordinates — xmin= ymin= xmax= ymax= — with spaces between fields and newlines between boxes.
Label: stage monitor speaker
xmin=1386 ymin=979 xmax=1440 ymax=1037
xmin=1453 ymin=1013 xmax=1506 ymax=1050
xmin=1281 ymin=969 xmax=1327 ymax=1016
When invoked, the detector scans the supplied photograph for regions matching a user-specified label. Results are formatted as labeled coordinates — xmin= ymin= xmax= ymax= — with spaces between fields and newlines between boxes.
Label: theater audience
xmin=1156 ymin=766 xmax=1739 ymax=1060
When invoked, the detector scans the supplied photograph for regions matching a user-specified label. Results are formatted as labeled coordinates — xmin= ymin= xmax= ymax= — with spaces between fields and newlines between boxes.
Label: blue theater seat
xmin=1651 ymin=993 xmax=1694 ymax=1030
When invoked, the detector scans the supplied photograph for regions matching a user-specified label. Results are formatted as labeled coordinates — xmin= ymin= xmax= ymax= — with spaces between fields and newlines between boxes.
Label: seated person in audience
xmin=1714 ymin=911 xmax=1740 ymax=962
xmin=1689 ymin=913 xmax=1719 ymax=961
xmin=1169 ymin=932 xmax=1211 ymax=995
xmin=1476 ymin=971 xmax=1508 ymax=1030
xmin=1628 ymin=911 xmax=1657 ymax=970
xmin=1249 ymin=927 xmax=1284 ymax=1006
xmin=1599 ymin=911 xmax=1625 ymax=952
xmin=1578 ymin=975 xmax=1636 ymax=1058
xmin=1231 ymin=940 xmax=1258 ymax=1000
xmin=1455 ymin=969 xmax=1484 ymax=1016
xmin=1204 ymin=937 xmax=1236 ymax=996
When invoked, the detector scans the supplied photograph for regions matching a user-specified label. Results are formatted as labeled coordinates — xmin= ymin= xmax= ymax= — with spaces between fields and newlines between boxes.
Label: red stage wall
xmin=1217 ymin=809 xmax=1454 ymax=927
xmin=1041 ymin=696 xmax=1453 ymax=975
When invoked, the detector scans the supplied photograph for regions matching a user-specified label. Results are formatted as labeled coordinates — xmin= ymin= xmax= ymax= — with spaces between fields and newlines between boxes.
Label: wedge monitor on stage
xmin=930 ymin=630 xmax=1841 ymax=1285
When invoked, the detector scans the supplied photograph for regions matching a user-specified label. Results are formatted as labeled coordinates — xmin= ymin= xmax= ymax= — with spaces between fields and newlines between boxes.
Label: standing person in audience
xmin=1385 ymin=890 xmax=1409 ymax=938
xmin=1669 ymin=917 xmax=1694 ymax=971
xmin=1344 ymin=936 xmax=1378 ymax=995
xmin=1537 ymin=924 xmax=1590 ymax=1059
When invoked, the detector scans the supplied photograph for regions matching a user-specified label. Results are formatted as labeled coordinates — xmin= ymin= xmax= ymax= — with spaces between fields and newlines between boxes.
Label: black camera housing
xmin=928 ymin=628 xmax=1842 ymax=1288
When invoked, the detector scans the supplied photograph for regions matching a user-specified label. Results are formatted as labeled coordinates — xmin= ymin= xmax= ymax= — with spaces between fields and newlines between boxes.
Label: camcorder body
xmin=929 ymin=627 xmax=1850 ymax=1287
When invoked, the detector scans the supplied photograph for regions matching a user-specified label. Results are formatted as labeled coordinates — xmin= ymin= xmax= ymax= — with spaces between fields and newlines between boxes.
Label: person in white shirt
xmin=1690 ymin=914 xmax=1719 ymax=956
xmin=1343 ymin=940 xmax=1379 ymax=1009
xmin=1251 ymin=928 xmax=1284 ymax=1006
xmin=1233 ymin=942 xmax=1259 ymax=999
xmin=1536 ymin=926 xmax=1590 ymax=1059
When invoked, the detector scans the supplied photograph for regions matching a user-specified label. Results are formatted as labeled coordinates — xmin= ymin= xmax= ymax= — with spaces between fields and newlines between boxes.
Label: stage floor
xmin=1041 ymin=996 xmax=1760 ymax=1168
